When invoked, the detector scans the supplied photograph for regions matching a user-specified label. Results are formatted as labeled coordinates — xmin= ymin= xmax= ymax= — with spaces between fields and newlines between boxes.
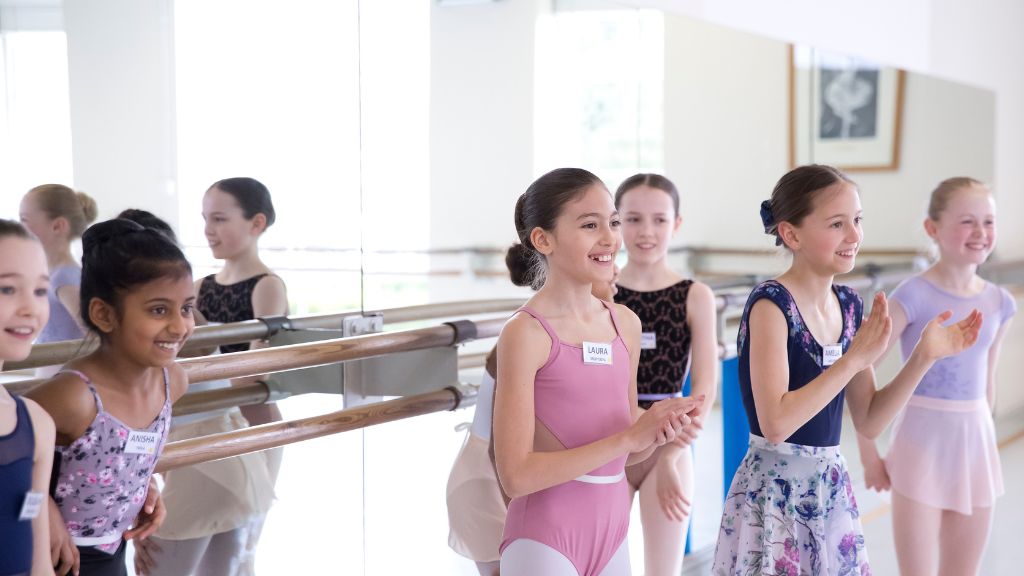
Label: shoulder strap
xmin=161 ymin=367 xmax=172 ymax=414
xmin=601 ymin=300 xmax=623 ymax=338
xmin=515 ymin=306 xmax=559 ymax=344
xmin=56 ymin=369 xmax=102 ymax=412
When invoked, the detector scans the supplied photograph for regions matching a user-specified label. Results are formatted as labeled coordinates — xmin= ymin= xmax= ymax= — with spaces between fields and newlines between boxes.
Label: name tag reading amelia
xmin=822 ymin=344 xmax=843 ymax=367
xmin=125 ymin=430 xmax=160 ymax=455
xmin=583 ymin=341 xmax=613 ymax=365
xmin=640 ymin=332 xmax=657 ymax=350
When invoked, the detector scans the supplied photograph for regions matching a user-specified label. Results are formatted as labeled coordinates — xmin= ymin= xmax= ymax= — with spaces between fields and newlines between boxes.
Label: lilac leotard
xmin=500 ymin=302 xmax=634 ymax=576
xmin=51 ymin=369 xmax=171 ymax=554
xmin=891 ymin=276 xmax=1017 ymax=400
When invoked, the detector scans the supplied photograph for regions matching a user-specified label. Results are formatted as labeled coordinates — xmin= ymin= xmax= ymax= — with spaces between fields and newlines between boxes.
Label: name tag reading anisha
xmin=583 ymin=341 xmax=612 ymax=365
xmin=125 ymin=430 xmax=160 ymax=455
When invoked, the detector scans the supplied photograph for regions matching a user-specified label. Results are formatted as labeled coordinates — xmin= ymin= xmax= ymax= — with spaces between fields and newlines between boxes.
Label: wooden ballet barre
xmin=172 ymin=382 xmax=272 ymax=417
xmin=156 ymin=383 xmax=477 ymax=472
xmin=6 ymin=298 xmax=526 ymax=371
xmin=5 ymin=316 xmax=507 ymax=396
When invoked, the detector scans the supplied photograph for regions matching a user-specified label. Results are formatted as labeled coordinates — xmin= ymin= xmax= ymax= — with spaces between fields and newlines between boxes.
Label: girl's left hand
xmin=124 ymin=477 xmax=166 ymax=542
xmin=655 ymin=453 xmax=691 ymax=522
xmin=917 ymin=309 xmax=983 ymax=360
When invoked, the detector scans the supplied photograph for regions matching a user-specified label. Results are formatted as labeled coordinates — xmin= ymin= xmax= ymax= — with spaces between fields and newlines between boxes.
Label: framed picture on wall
xmin=789 ymin=45 xmax=905 ymax=171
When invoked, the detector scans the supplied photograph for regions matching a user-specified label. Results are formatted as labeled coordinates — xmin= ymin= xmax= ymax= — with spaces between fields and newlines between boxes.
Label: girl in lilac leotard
xmin=856 ymin=177 xmax=1015 ymax=576
xmin=493 ymin=168 xmax=701 ymax=576
xmin=29 ymin=219 xmax=195 ymax=576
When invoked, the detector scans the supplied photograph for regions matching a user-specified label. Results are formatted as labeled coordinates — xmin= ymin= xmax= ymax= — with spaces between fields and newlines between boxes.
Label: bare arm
xmin=55 ymin=285 xmax=86 ymax=333
xmin=986 ymin=319 xmax=1012 ymax=412
xmin=25 ymin=399 xmax=56 ymax=576
xmin=687 ymin=281 xmax=719 ymax=417
xmin=748 ymin=295 xmax=888 ymax=444
xmin=237 ymin=274 xmax=288 ymax=425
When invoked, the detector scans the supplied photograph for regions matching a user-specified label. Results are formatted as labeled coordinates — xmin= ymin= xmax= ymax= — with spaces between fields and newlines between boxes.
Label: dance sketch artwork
xmin=789 ymin=45 xmax=905 ymax=171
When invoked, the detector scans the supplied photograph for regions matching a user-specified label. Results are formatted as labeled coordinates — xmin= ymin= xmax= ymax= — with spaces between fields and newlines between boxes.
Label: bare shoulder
xmin=686 ymin=281 xmax=716 ymax=309
xmin=612 ymin=302 xmax=640 ymax=332
xmin=20 ymin=396 xmax=56 ymax=439
xmin=252 ymin=272 xmax=288 ymax=316
xmin=166 ymin=363 xmax=190 ymax=401
xmin=25 ymin=370 xmax=95 ymax=439
xmin=498 ymin=312 xmax=552 ymax=371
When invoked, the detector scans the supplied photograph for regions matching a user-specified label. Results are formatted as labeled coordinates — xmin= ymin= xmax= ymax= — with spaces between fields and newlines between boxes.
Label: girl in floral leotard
xmin=711 ymin=165 xmax=983 ymax=576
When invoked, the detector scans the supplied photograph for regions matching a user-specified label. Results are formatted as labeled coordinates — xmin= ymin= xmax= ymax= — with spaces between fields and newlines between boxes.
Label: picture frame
xmin=789 ymin=45 xmax=905 ymax=171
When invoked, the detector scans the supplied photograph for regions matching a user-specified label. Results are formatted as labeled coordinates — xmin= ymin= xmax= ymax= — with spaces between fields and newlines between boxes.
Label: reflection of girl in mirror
xmin=612 ymin=174 xmax=718 ymax=576
xmin=29 ymin=219 xmax=194 ymax=576
xmin=446 ymin=255 xmax=619 ymax=576
xmin=711 ymin=165 xmax=983 ymax=575
xmin=137 ymin=178 xmax=286 ymax=576
xmin=856 ymin=177 xmax=1013 ymax=576
xmin=19 ymin=185 xmax=98 ymax=376
xmin=494 ymin=168 xmax=702 ymax=575
xmin=0 ymin=219 xmax=57 ymax=576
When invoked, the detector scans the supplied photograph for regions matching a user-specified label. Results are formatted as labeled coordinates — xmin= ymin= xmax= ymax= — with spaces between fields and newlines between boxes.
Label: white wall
xmin=663 ymin=15 xmax=995 ymax=254
xmin=63 ymin=0 xmax=177 ymax=228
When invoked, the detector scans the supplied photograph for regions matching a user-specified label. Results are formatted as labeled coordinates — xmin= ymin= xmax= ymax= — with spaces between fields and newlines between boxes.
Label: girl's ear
xmin=777 ymin=221 xmax=799 ymax=250
xmin=52 ymin=216 xmax=70 ymax=236
xmin=672 ymin=214 xmax=683 ymax=235
xmin=530 ymin=227 xmax=553 ymax=256
xmin=88 ymin=298 xmax=118 ymax=335
xmin=923 ymin=218 xmax=939 ymax=241
xmin=250 ymin=213 xmax=268 ymax=235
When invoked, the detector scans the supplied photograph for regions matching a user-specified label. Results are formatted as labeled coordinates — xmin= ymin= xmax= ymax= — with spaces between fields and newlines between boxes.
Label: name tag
xmin=823 ymin=344 xmax=843 ymax=367
xmin=582 ymin=341 xmax=612 ymax=365
xmin=640 ymin=332 xmax=657 ymax=350
xmin=125 ymin=430 xmax=160 ymax=455
xmin=19 ymin=491 xmax=44 ymax=521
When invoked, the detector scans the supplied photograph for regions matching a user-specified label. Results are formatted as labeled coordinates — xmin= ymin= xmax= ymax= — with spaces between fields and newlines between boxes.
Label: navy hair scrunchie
xmin=759 ymin=200 xmax=782 ymax=246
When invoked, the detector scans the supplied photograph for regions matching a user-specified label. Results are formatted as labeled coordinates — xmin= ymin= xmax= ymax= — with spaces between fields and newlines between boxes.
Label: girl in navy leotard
xmin=711 ymin=165 xmax=983 ymax=575
xmin=0 ymin=219 xmax=56 ymax=576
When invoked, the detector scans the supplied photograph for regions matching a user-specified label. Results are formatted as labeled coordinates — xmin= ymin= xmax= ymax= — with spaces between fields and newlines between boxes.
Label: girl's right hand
xmin=844 ymin=292 xmax=892 ymax=371
xmin=626 ymin=396 xmax=702 ymax=453
xmin=862 ymin=449 xmax=891 ymax=492
xmin=48 ymin=499 xmax=78 ymax=576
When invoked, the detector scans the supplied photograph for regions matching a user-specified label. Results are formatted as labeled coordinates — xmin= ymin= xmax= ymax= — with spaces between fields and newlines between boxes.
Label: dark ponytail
xmin=80 ymin=219 xmax=192 ymax=334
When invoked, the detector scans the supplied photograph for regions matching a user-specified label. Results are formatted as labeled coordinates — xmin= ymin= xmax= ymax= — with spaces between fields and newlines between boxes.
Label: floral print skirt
xmin=713 ymin=435 xmax=871 ymax=576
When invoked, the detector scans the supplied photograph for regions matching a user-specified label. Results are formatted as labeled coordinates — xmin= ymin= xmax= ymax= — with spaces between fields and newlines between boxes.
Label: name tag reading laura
xmin=823 ymin=344 xmax=843 ymax=367
xmin=125 ymin=430 xmax=160 ymax=455
xmin=583 ymin=342 xmax=613 ymax=365
xmin=640 ymin=332 xmax=657 ymax=350
xmin=18 ymin=492 xmax=44 ymax=521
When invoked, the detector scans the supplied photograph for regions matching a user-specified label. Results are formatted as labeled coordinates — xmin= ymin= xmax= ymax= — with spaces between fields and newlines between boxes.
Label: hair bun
xmin=505 ymin=242 xmax=537 ymax=288
xmin=76 ymin=191 xmax=99 ymax=224
xmin=81 ymin=218 xmax=146 ymax=254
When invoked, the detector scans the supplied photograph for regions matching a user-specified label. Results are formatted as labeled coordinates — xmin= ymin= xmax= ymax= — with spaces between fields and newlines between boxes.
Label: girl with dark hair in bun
xmin=711 ymin=165 xmax=983 ymax=575
xmin=493 ymin=168 xmax=702 ymax=575
xmin=28 ymin=219 xmax=194 ymax=576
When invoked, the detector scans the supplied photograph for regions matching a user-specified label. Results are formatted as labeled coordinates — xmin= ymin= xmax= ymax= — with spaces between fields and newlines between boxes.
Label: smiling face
xmin=202 ymin=186 xmax=264 ymax=260
xmin=533 ymin=184 xmax=621 ymax=287
xmin=618 ymin=185 xmax=681 ymax=265
xmin=95 ymin=273 xmax=196 ymax=368
xmin=0 ymin=236 xmax=50 ymax=363
xmin=780 ymin=181 xmax=863 ymax=275
xmin=926 ymin=184 xmax=996 ymax=267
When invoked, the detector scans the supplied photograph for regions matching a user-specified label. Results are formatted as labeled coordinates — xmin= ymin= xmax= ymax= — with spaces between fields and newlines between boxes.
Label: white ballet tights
xmin=500 ymin=538 xmax=631 ymax=576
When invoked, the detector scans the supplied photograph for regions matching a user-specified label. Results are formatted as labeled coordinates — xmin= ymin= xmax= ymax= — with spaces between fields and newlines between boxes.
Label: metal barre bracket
xmin=444 ymin=320 xmax=478 ymax=345
xmin=257 ymin=315 xmax=293 ymax=337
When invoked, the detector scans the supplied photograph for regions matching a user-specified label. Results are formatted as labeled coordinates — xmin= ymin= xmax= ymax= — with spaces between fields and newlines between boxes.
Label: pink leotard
xmin=500 ymin=302 xmax=633 ymax=576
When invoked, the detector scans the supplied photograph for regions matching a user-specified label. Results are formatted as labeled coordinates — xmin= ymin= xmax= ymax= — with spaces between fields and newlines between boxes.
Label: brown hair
xmin=927 ymin=177 xmax=987 ymax=221
xmin=761 ymin=165 xmax=855 ymax=247
xmin=27 ymin=184 xmax=98 ymax=238
xmin=614 ymin=173 xmax=680 ymax=215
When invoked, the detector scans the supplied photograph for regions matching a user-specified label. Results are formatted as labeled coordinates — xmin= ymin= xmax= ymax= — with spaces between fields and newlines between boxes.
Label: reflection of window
xmin=534 ymin=9 xmax=664 ymax=186
xmin=0 ymin=27 xmax=73 ymax=212
xmin=175 ymin=0 xmax=430 ymax=313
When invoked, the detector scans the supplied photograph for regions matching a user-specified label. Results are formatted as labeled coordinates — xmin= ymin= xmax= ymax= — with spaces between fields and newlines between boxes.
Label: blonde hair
xmin=27 ymin=184 xmax=98 ymax=238
xmin=927 ymin=177 xmax=988 ymax=221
